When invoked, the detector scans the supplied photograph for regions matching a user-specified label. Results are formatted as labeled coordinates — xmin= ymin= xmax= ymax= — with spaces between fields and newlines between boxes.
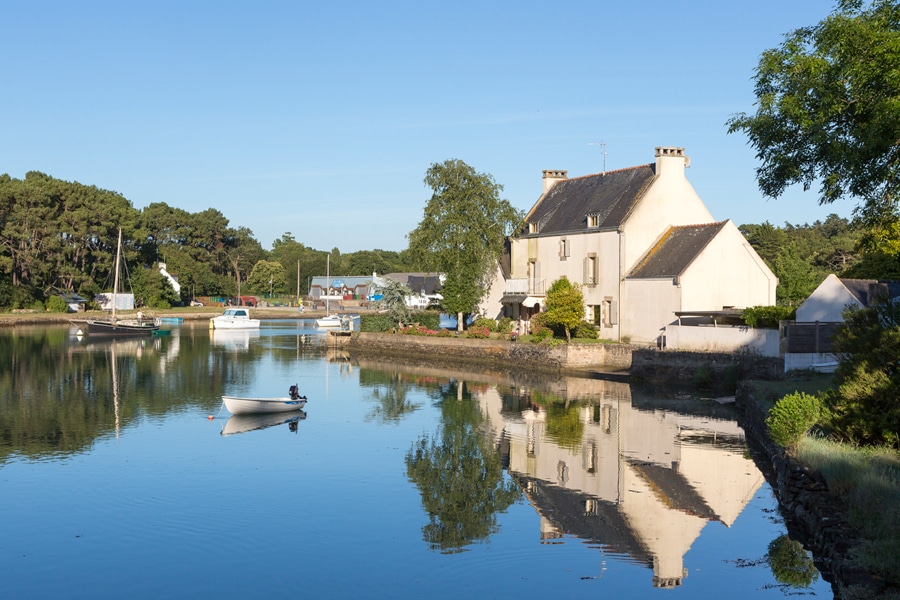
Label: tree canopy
xmin=727 ymin=0 xmax=900 ymax=220
xmin=407 ymin=159 xmax=522 ymax=325
xmin=544 ymin=276 xmax=585 ymax=342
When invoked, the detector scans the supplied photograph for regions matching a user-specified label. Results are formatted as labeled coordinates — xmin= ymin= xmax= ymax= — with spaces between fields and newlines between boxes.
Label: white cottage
xmin=492 ymin=147 xmax=777 ymax=345
xmin=785 ymin=274 xmax=900 ymax=371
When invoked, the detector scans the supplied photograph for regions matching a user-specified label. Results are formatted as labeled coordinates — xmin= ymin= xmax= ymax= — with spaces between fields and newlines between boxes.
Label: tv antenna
xmin=587 ymin=141 xmax=608 ymax=174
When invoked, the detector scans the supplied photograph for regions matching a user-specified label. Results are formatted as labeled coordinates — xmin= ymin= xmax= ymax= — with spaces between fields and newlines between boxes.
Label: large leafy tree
xmin=407 ymin=160 xmax=522 ymax=329
xmin=727 ymin=0 xmax=900 ymax=220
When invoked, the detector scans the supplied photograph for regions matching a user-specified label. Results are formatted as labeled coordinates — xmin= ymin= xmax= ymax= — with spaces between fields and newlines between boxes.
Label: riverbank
xmin=0 ymin=306 xmax=332 ymax=327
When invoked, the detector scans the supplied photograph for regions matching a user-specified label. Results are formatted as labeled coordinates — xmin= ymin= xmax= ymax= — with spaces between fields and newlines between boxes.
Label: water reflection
xmin=482 ymin=381 xmax=763 ymax=588
xmin=406 ymin=379 xmax=522 ymax=553
xmin=0 ymin=325 xmax=824 ymax=596
xmin=220 ymin=410 xmax=307 ymax=436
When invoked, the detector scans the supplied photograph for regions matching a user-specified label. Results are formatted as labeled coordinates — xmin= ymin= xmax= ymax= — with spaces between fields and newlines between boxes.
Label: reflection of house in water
xmin=476 ymin=379 xmax=764 ymax=589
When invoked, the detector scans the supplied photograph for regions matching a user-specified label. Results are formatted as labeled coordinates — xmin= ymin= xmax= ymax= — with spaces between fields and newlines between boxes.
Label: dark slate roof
xmin=383 ymin=272 xmax=443 ymax=295
xmin=627 ymin=222 xmax=728 ymax=279
xmin=839 ymin=278 xmax=900 ymax=307
xmin=525 ymin=165 xmax=656 ymax=235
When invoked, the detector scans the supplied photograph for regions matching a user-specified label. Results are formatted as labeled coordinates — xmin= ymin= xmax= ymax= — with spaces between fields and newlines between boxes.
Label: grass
xmin=747 ymin=375 xmax=900 ymax=586
xmin=797 ymin=437 xmax=900 ymax=582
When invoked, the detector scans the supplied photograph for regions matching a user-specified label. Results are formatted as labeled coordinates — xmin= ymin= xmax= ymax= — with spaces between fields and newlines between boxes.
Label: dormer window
xmin=528 ymin=222 xmax=538 ymax=234
xmin=587 ymin=214 xmax=599 ymax=228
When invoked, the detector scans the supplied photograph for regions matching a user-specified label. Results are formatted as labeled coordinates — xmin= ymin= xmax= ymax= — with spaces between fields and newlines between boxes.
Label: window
xmin=559 ymin=238 xmax=570 ymax=260
xmin=587 ymin=214 xmax=599 ymax=228
xmin=601 ymin=297 xmax=617 ymax=327
xmin=583 ymin=254 xmax=598 ymax=285
xmin=528 ymin=222 xmax=538 ymax=234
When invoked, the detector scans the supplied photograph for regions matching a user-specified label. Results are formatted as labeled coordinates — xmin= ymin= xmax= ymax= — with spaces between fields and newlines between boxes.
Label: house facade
xmin=784 ymin=274 xmax=900 ymax=371
xmin=493 ymin=147 xmax=777 ymax=345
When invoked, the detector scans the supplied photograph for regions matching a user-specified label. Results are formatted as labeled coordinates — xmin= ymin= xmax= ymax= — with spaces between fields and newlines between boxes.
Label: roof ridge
xmin=669 ymin=220 xmax=728 ymax=230
xmin=563 ymin=163 xmax=653 ymax=182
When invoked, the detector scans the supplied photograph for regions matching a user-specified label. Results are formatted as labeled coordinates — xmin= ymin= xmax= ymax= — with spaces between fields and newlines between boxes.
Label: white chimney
xmin=542 ymin=169 xmax=568 ymax=194
xmin=655 ymin=147 xmax=690 ymax=177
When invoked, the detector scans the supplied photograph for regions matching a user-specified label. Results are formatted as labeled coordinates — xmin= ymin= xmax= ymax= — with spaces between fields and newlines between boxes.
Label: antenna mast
xmin=587 ymin=141 xmax=608 ymax=174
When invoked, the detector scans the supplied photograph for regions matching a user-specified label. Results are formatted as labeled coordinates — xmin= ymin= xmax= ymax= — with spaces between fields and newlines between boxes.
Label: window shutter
xmin=610 ymin=300 xmax=618 ymax=325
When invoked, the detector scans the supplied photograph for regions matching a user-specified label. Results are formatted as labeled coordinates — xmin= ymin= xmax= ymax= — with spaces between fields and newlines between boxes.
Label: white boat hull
xmin=316 ymin=315 xmax=343 ymax=327
xmin=211 ymin=308 xmax=260 ymax=329
xmin=222 ymin=396 xmax=307 ymax=415
xmin=221 ymin=411 xmax=306 ymax=436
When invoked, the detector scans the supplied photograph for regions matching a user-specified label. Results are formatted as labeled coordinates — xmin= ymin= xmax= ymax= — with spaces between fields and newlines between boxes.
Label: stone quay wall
xmin=736 ymin=382 xmax=890 ymax=597
xmin=630 ymin=348 xmax=784 ymax=384
xmin=342 ymin=332 xmax=633 ymax=373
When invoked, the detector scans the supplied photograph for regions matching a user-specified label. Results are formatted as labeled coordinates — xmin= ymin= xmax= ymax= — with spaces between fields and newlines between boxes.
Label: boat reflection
xmin=220 ymin=410 xmax=307 ymax=436
xmin=210 ymin=328 xmax=261 ymax=351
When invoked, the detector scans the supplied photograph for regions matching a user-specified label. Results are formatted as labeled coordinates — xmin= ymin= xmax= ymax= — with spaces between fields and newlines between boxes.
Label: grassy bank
xmin=747 ymin=376 xmax=900 ymax=586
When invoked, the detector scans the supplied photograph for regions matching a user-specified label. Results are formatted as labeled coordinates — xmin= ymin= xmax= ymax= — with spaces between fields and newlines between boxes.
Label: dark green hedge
xmin=359 ymin=310 xmax=442 ymax=332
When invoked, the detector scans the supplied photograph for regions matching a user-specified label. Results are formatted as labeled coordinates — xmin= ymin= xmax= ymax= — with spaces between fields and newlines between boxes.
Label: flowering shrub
xmin=400 ymin=325 xmax=452 ymax=337
xmin=464 ymin=325 xmax=491 ymax=339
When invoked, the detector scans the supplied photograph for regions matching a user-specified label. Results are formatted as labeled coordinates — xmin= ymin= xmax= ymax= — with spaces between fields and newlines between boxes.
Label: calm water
xmin=0 ymin=321 xmax=831 ymax=599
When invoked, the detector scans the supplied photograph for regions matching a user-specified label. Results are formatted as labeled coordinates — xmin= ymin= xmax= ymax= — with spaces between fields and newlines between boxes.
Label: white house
xmin=491 ymin=147 xmax=778 ymax=345
xmin=785 ymin=274 xmax=900 ymax=371
xmin=159 ymin=262 xmax=181 ymax=295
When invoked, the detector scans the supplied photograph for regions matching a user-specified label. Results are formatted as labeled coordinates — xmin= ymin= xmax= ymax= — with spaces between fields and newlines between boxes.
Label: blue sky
xmin=2 ymin=1 xmax=851 ymax=253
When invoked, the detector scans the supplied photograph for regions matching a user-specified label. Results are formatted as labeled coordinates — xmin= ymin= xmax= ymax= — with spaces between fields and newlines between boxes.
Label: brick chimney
xmin=542 ymin=169 xmax=568 ymax=194
xmin=655 ymin=147 xmax=690 ymax=177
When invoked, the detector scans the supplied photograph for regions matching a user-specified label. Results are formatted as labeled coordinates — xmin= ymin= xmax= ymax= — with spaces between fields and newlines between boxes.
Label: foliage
xmin=400 ymin=324 xmax=453 ymax=337
xmin=463 ymin=325 xmax=491 ymax=339
xmin=741 ymin=217 xmax=861 ymax=305
xmin=741 ymin=305 xmax=797 ymax=328
xmin=766 ymin=535 xmax=819 ymax=588
xmin=497 ymin=316 xmax=513 ymax=333
xmin=766 ymin=392 xmax=824 ymax=449
xmin=471 ymin=317 xmax=497 ymax=332
xmin=825 ymin=299 xmax=900 ymax=445
xmin=413 ymin=311 xmax=442 ymax=331
xmin=544 ymin=276 xmax=585 ymax=342
xmin=360 ymin=313 xmax=396 ymax=333
xmin=529 ymin=312 xmax=554 ymax=343
xmin=45 ymin=295 xmax=68 ymax=313
xmin=247 ymin=260 xmax=286 ymax=296
xmin=375 ymin=279 xmax=413 ymax=327
xmin=727 ymin=1 xmax=900 ymax=222
xmin=573 ymin=320 xmax=598 ymax=339
xmin=129 ymin=266 xmax=180 ymax=309
xmin=405 ymin=381 xmax=521 ymax=552
xmin=407 ymin=159 xmax=523 ymax=328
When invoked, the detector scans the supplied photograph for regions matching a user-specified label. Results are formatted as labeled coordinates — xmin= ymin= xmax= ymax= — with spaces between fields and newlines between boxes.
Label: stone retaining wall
xmin=631 ymin=348 xmax=783 ymax=384
xmin=736 ymin=382 xmax=889 ymax=597
xmin=345 ymin=332 xmax=633 ymax=372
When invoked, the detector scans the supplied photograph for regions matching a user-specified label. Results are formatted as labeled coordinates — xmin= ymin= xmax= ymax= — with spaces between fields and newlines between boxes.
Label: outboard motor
xmin=289 ymin=384 xmax=299 ymax=400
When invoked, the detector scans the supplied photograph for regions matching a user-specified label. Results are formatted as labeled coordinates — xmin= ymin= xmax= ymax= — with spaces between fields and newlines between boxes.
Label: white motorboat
xmin=222 ymin=395 xmax=307 ymax=415
xmin=316 ymin=314 xmax=344 ymax=327
xmin=222 ymin=384 xmax=307 ymax=415
xmin=210 ymin=307 xmax=260 ymax=329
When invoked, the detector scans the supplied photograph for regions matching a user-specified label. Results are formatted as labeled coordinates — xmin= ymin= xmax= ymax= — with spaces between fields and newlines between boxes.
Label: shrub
xmin=472 ymin=317 xmax=497 ymax=332
xmin=766 ymin=392 xmax=823 ymax=449
xmin=497 ymin=317 xmax=513 ymax=333
xmin=464 ymin=325 xmax=491 ymax=339
xmin=360 ymin=313 xmax=396 ymax=332
xmin=742 ymin=305 xmax=796 ymax=328
xmin=573 ymin=320 xmax=598 ymax=339
xmin=45 ymin=296 xmax=68 ymax=313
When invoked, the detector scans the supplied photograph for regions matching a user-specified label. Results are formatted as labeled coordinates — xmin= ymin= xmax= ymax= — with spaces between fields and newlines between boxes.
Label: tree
xmin=727 ymin=1 xmax=900 ymax=220
xmin=824 ymin=297 xmax=900 ymax=445
xmin=375 ymin=279 xmax=413 ymax=327
xmin=247 ymin=260 xmax=286 ymax=296
xmin=544 ymin=276 xmax=585 ymax=342
xmin=407 ymin=160 xmax=523 ymax=331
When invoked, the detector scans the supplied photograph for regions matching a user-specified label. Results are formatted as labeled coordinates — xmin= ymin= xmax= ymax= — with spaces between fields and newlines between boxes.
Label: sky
xmin=1 ymin=1 xmax=853 ymax=253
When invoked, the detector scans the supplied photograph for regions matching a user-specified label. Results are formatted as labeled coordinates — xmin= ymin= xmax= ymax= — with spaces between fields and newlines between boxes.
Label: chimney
xmin=655 ymin=147 xmax=690 ymax=177
xmin=542 ymin=170 xmax=568 ymax=194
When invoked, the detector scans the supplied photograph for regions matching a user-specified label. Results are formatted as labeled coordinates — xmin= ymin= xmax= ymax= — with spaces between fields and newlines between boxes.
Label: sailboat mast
xmin=112 ymin=228 xmax=123 ymax=322
xmin=325 ymin=254 xmax=330 ymax=313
